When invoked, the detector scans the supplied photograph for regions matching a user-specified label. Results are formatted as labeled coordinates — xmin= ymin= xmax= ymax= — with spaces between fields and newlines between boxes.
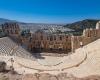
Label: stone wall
xmin=72 ymin=28 xmax=100 ymax=51
xmin=2 ymin=23 xmax=20 ymax=37
xmin=29 ymin=31 xmax=71 ymax=53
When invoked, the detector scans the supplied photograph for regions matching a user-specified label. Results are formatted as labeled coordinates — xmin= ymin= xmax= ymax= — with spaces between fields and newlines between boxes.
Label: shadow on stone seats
xmin=33 ymin=53 xmax=45 ymax=59
xmin=33 ymin=48 xmax=45 ymax=59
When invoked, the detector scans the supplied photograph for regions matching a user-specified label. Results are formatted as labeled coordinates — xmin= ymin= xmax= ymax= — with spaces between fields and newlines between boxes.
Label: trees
xmin=20 ymin=29 xmax=31 ymax=37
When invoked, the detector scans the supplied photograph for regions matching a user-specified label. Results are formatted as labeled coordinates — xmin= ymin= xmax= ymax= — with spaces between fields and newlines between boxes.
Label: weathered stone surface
xmin=49 ymin=75 xmax=58 ymax=80
xmin=57 ymin=73 xmax=68 ymax=80
xmin=23 ymin=74 xmax=39 ymax=80
xmin=57 ymin=73 xmax=76 ymax=80
xmin=39 ymin=73 xmax=51 ymax=80
xmin=1 ymin=72 xmax=100 ymax=80
xmin=81 ymin=75 xmax=100 ymax=80
xmin=38 ymin=73 xmax=58 ymax=80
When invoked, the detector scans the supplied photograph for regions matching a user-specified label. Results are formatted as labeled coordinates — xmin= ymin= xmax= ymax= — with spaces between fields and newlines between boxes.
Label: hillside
xmin=64 ymin=19 xmax=99 ymax=30
xmin=63 ymin=19 xmax=99 ymax=35
xmin=0 ymin=18 xmax=18 ymax=24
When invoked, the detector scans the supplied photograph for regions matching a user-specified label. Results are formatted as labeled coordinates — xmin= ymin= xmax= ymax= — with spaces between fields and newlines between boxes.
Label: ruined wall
xmin=2 ymin=23 xmax=20 ymax=38
xmin=72 ymin=28 xmax=100 ymax=51
xmin=29 ymin=31 xmax=71 ymax=53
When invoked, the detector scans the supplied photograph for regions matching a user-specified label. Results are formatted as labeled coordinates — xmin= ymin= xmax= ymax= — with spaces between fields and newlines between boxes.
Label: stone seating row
xmin=0 ymin=37 xmax=35 ymax=60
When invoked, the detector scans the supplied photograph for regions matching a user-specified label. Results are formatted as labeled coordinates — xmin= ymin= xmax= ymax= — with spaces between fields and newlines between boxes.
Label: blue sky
xmin=0 ymin=0 xmax=100 ymax=23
